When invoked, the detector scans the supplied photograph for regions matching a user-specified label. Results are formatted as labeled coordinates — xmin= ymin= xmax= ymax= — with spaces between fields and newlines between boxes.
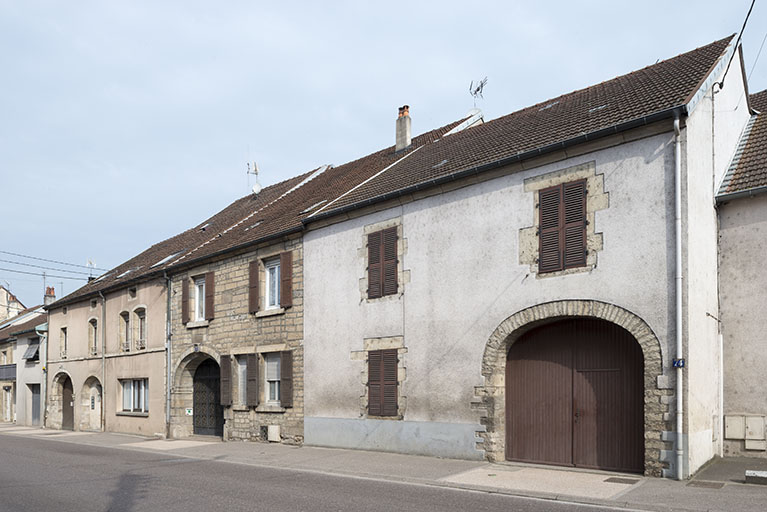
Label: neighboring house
xmin=716 ymin=89 xmax=767 ymax=457
xmin=0 ymin=285 xmax=25 ymax=323
xmin=300 ymin=35 xmax=752 ymax=479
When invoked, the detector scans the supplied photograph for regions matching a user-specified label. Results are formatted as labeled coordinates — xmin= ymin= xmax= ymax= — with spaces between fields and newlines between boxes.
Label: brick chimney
xmin=44 ymin=286 xmax=55 ymax=306
xmin=395 ymin=105 xmax=411 ymax=152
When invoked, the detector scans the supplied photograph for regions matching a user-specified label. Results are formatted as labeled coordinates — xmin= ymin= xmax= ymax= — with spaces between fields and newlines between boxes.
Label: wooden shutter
xmin=382 ymin=227 xmax=398 ymax=296
xmin=563 ymin=180 xmax=587 ymax=269
xmin=538 ymin=185 xmax=562 ymax=273
xmin=246 ymin=353 xmax=259 ymax=407
xmin=368 ymin=349 xmax=398 ymax=417
xmin=220 ymin=355 xmax=232 ymax=406
xmin=367 ymin=231 xmax=382 ymax=298
xmin=280 ymin=351 xmax=293 ymax=408
xmin=181 ymin=278 xmax=190 ymax=324
xmin=204 ymin=271 xmax=215 ymax=321
xmin=248 ymin=261 xmax=259 ymax=314
xmin=280 ymin=251 xmax=293 ymax=309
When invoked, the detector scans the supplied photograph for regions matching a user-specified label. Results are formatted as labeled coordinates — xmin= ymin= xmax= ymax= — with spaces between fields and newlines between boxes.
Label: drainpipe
xmin=35 ymin=323 xmax=47 ymax=428
xmin=673 ymin=114 xmax=685 ymax=480
xmin=98 ymin=291 xmax=106 ymax=432
xmin=164 ymin=271 xmax=172 ymax=438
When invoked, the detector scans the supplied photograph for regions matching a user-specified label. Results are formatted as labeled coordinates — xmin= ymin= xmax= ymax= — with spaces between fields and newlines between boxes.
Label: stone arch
xmin=48 ymin=371 xmax=74 ymax=430
xmin=170 ymin=347 xmax=222 ymax=438
xmin=79 ymin=376 xmax=102 ymax=431
xmin=477 ymin=300 xmax=669 ymax=477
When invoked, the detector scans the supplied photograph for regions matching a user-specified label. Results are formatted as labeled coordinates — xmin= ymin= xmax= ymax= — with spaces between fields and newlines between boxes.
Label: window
xmin=538 ymin=179 xmax=587 ymax=273
xmin=22 ymin=340 xmax=40 ymax=361
xmin=60 ymin=327 xmax=67 ymax=358
xmin=265 ymin=259 xmax=280 ymax=309
xmin=194 ymin=277 xmax=205 ymax=321
xmin=368 ymin=349 xmax=398 ymax=417
xmin=236 ymin=355 xmax=248 ymax=405
xmin=120 ymin=378 xmax=148 ymax=413
xmin=88 ymin=319 xmax=98 ymax=356
xmin=265 ymin=353 xmax=281 ymax=402
xmin=134 ymin=308 xmax=146 ymax=350
xmin=128 ymin=287 xmax=137 ymax=299
xmin=120 ymin=312 xmax=130 ymax=352
xmin=367 ymin=227 xmax=398 ymax=299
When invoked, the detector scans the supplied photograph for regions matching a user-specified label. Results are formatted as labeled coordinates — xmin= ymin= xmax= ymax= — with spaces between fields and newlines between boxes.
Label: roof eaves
xmin=684 ymin=35 xmax=736 ymax=115
xmin=716 ymin=184 xmax=767 ymax=203
xmin=717 ymin=114 xmax=757 ymax=196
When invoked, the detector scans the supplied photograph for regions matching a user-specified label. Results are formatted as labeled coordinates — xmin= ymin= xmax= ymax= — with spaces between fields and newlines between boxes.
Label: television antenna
xmin=247 ymin=162 xmax=262 ymax=196
xmin=469 ymin=77 xmax=488 ymax=107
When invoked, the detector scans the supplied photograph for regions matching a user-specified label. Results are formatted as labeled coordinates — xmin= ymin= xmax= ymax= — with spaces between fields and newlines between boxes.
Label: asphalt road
xmin=0 ymin=435 xmax=631 ymax=512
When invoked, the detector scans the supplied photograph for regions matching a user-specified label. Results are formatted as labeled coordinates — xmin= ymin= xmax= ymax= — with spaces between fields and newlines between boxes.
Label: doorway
xmin=61 ymin=376 xmax=74 ymax=430
xmin=193 ymin=359 xmax=223 ymax=436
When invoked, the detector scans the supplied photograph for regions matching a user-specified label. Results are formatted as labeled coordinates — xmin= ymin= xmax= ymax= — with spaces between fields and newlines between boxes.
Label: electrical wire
xmin=0 ymin=250 xmax=108 ymax=272
xmin=0 ymin=258 xmax=92 ymax=276
xmin=717 ymin=0 xmax=756 ymax=90
xmin=748 ymin=31 xmax=767 ymax=82
xmin=0 ymin=267 xmax=89 ymax=281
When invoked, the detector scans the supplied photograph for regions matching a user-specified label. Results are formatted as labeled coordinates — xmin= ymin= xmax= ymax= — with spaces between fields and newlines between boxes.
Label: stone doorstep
xmin=744 ymin=470 xmax=767 ymax=485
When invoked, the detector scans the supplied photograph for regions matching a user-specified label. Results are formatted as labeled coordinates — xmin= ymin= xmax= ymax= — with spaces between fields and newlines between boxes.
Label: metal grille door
xmin=193 ymin=359 xmax=224 ymax=436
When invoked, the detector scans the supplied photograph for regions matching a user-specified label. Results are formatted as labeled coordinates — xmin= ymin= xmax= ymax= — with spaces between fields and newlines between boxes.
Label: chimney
xmin=44 ymin=286 xmax=56 ymax=306
xmin=395 ymin=105 xmax=411 ymax=152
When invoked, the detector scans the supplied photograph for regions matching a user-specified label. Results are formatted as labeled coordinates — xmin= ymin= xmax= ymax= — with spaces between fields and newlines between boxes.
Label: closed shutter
xmin=367 ymin=231 xmax=382 ymax=299
xmin=368 ymin=349 xmax=398 ymax=417
xmin=538 ymin=185 xmax=562 ymax=273
xmin=246 ymin=353 xmax=259 ymax=407
xmin=248 ymin=261 xmax=259 ymax=314
xmin=382 ymin=227 xmax=398 ymax=296
xmin=280 ymin=251 xmax=293 ymax=309
xmin=220 ymin=355 xmax=232 ymax=406
xmin=181 ymin=278 xmax=190 ymax=324
xmin=280 ymin=351 xmax=293 ymax=408
xmin=563 ymin=180 xmax=587 ymax=268
xmin=204 ymin=272 xmax=215 ymax=321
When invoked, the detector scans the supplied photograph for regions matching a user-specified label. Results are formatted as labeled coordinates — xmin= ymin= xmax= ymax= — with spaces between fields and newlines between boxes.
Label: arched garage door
xmin=506 ymin=318 xmax=644 ymax=473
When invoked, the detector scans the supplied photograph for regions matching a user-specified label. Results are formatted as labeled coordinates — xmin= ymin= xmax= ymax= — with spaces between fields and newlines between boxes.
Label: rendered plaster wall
xmin=15 ymin=334 xmax=43 ymax=426
xmin=46 ymin=279 xmax=167 ymax=436
xmin=304 ymin=132 xmax=677 ymax=464
xmin=682 ymin=53 xmax=750 ymax=475
xmin=718 ymin=195 xmax=767 ymax=457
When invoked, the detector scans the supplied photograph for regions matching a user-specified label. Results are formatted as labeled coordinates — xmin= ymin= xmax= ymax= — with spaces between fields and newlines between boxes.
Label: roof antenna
xmin=247 ymin=161 xmax=262 ymax=196
xmin=469 ymin=77 xmax=488 ymax=108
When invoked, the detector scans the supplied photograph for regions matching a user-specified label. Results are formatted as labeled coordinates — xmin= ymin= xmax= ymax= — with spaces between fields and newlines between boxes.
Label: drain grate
xmin=603 ymin=477 xmax=639 ymax=485
xmin=686 ymin=480 xmax=725 ymax=489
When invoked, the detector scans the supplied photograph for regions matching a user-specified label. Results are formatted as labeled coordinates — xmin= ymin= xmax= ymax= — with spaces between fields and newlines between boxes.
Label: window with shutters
xmin=249 ymin=251 xmax=292 ymax=315
xmin=184 ymin=272 xmax=215 ymax=325
xmin=538 ymin=179 xmax=587 ymax=273
xmin=256 ymin=351 xmax=293 ymax=408
xmin=265 ymin=353 xmax=281 ymax=403
xmin=368 ymin=349 xmax=398 ymax=417
xmin=367 ymin=227 xmax=398 ymax=299
xmin=194 ymin=277 xmax=206 ymax=321
xmin=264 ymin=259 xmax=280 ymax=309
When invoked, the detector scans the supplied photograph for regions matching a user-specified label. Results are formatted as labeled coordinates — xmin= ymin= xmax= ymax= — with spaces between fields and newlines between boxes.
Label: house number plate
xmin=673 ymin=359 xmax=686 ymax=368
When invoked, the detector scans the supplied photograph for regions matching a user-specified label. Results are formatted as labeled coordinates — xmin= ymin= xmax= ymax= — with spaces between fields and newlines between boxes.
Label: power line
xmin=0 ymin=267 xmax=89 ymax=281
xmin=748 ymin=31 xmax=767 ymax=82
xmin=0 ymin=258 xmax=92 ymax=276
xmin=0 ymin=250 xmax=109 ymax=272
xmin=716 ymin=0 xmax=756 ymax=90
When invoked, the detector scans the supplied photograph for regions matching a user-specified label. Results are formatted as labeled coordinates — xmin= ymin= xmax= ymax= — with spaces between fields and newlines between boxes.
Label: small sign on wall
xmin=185 ymin=408 xmax=193 ymax=416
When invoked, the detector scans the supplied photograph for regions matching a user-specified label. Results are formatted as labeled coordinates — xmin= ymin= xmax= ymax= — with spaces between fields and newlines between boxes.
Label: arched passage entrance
xmin=80 ymin=376 xmax=102 ymax=432
xmin=61 ymin=375 xmax=74 ymax=430
xmin=506 ymin=318 xmax=644 ymax=472
xmin=193 ymin=359 xmax=223 ymax=436
xmin=478 ymin=300 xmax=670 ymax=476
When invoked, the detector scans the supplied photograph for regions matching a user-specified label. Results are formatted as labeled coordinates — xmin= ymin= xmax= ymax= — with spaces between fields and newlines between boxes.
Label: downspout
xmin=98 ymin=291 xmax=106 ymax=432
xmin=673 ymin=114 xmax=685 ymax=480
xmin=164 ymin=271 xmax=172 ymax=438
xmin=35 ymin=324 xmax=47 ymax=428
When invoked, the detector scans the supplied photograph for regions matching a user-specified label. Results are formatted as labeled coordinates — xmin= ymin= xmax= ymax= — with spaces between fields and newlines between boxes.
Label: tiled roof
xmin=311 ymin=36 xmax=734 ymax=217
xmin=719 ymin=90 xmax=767 ymax=196
xmin=8 ymin=314 xmax=46 ymax=337
xmin=0 ymin=306 xmax=43 ymax=341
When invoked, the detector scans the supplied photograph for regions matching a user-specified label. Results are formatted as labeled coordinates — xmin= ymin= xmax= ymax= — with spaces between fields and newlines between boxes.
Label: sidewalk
xmin=1 ymin=423 xmax=765 ymax=511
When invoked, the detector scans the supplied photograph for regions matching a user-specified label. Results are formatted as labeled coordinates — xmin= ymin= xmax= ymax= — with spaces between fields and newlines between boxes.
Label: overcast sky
xmin=1 ymin=1 xmax=765 ymax=308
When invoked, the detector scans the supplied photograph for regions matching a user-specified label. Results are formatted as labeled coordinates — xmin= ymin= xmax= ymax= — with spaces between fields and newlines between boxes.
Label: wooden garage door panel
xmin=507 ymin=322 xmax=573 ymax=466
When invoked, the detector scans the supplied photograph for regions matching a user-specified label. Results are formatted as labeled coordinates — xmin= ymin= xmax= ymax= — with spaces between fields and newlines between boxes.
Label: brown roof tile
xmin=720 ymin=89 xmax=767 ymax=195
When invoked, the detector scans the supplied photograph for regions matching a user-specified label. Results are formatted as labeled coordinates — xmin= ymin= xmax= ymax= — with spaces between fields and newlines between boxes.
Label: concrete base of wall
xmin=305 ymin=417 xmax=486 ymax=460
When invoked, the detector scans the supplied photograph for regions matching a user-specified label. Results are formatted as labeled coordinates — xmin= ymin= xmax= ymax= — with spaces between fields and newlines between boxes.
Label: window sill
xmin=231 ymin=405 xmax=250 ymax=412
xmin=255 ymin=404 xmax=285 ymax=413
xmin=186 ymin=320 xmax=210 ymax=329
xmin=116 ymin=411 xmax=149 ymax=417
xmin=255 ymin=308 xmax=285 ymax=318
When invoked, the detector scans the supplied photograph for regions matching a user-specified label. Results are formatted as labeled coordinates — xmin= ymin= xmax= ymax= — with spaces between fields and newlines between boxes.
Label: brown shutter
xmin=382 ymin=227 xmax=398 ymax=296
xmin=204 ymin=271 xmax=215 ymax=321
xmin=367 ymin=231 xmax=382 ymax=298
xmin=280 ymin=350 xmax=293 ymax=408
xmin=280 ymin=251 xmax=293 ymax=309
xmin=563 ymin=180 xmax=587 ymax=269
xmin=368 ymin=350 xmax=382 ymax=416
xmin=381 ymin=349 xmax=398 ymax=416
xmin=539 ymin=185 xmax=562 ymax=273
xmin=248 ymin=261 xmax=259 ymax=314
xmin=181 ymin=278 xmax=190 ymax=324
xmin=246 ymin=353 xmax=259 ymax=407
xmin=220 ymin=355 xmax=232 ymax=406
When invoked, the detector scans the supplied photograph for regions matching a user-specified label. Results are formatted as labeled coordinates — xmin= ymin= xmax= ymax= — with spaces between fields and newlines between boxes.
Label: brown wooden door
xmin=62 ymin=377 xmax=74 ymax=430
xmin=506 ymin=318 xmax=644 ymax=473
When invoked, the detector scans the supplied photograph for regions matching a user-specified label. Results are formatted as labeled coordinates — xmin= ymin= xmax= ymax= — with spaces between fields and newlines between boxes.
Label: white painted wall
xmin=304 ymin=132 xmax=677 ymax=460
xmin=15 ymin=332 xmax=43 ymax=426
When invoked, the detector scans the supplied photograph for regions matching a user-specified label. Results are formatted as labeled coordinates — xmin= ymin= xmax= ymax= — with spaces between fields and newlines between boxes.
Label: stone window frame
xmin=88 ymin=317 xmax=99 ymax=356
xmin=351 ymin=336 xmax=407 ymax=419
xmin=119 ymin=311 xmax=131 ymax=352
xmin=60 ymin=326 xmax=67 ymax=359
xmin=132 ymin=305 xmax=147 ymax=350
xmin=359 ymin=217 xmax=410 ymax=303
xmin=192 ymin=275 xmax=206 ymax=321
xmin=518 ymin=161 xmax=608 ymax=278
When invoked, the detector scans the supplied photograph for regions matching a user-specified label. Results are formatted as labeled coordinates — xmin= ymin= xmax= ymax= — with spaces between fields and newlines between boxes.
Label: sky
xmin=1 ymin=1 xmax=765 ymax=308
